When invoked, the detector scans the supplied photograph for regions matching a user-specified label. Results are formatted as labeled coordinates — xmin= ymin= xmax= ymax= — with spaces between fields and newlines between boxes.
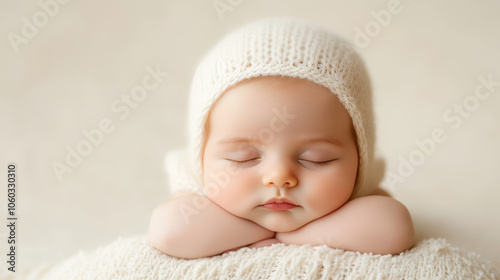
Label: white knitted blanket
xmin=6 ymin=237 xmax=498 ymax=280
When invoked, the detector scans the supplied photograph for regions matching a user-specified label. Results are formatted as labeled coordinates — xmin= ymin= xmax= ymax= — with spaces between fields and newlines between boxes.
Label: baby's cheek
xmin=305 ymin=175 xmax=353 ymax=213
xmin=224 ymin=173 xmax=256 ymax=206
xmin=205 ymin=168 xmax=255 ymax=214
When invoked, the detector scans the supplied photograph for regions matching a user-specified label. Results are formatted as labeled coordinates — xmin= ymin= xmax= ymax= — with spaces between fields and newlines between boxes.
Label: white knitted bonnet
xmin=167 ymin=17 xmax=377 ymax=199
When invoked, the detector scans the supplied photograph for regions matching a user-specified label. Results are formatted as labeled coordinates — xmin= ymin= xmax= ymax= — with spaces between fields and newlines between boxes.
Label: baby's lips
xmin=259 ymin=197 xmax=302 ymax=210
xmin=262 ymin=197 xmax=298 ymax=206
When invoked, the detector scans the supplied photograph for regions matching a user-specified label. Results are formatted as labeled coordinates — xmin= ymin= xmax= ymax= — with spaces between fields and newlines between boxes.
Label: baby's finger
xmin=247 ymin=238 xmax=281 ymax=248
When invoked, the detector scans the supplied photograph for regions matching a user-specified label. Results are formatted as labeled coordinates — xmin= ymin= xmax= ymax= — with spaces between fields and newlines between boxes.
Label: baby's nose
xmin=262 ymin=161 xmax=298 ymax=188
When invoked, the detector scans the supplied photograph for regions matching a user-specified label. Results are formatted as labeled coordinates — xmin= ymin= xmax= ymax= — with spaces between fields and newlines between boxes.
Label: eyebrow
xmin=216 ymin=137 xmax=344 ymax=147
xmin=216 ymin=137 xmax=260 ymax=145
xmin=300 ymin=137 xmax=344 ymax=147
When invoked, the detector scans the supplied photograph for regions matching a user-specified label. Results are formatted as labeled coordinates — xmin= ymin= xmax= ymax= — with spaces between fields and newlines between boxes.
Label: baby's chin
xmin=251 ymin=218 xmax=307 ymax=233
xmin=222 ymin=206 xmax=312 ymax=232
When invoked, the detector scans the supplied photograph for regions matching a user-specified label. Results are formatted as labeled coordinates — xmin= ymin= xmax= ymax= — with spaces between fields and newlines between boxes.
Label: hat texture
xmin=167 ymin=17 xmax=377 ymax=199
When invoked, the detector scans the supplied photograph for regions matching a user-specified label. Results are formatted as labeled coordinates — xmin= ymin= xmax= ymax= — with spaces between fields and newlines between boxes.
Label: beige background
xmin=1 ymin=0 xmax=499 ymax=271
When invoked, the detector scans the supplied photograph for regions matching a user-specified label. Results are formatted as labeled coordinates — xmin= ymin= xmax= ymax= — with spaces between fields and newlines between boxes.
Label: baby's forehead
xmin=207 ymin=76 xmax=354 ymax=133
xmin=215 ymin=75 xmax=346 ymax=111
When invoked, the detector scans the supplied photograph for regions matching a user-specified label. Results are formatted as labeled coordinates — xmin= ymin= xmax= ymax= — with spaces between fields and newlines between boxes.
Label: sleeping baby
xmin=148 ymin=17 xmax=414 ymax=259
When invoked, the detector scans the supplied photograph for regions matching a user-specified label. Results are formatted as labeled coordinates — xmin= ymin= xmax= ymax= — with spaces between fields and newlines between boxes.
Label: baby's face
xmin=202 ymin=76 xmax=358 ymax=232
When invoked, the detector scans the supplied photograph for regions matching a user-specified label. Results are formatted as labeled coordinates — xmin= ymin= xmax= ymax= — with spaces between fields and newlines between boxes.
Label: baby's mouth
xmin=260 ymin=198 xmax=301 ymax=210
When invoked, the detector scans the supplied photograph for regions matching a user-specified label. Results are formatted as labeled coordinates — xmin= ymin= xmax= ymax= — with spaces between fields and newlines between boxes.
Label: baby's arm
xmin=148 ymin=193 xmax=275 ymax=259
xmin=275 ymin=195 xmax=414 ymax=255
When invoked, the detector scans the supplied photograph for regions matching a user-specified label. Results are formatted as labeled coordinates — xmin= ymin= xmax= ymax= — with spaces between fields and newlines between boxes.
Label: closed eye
xmin=225 ymin=158 xmax=261 ymax=166
xmin=298 ymin=159 xmax=337 ymax=167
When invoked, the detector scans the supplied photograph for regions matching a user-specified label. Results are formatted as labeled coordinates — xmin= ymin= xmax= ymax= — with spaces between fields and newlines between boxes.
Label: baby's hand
xmin=247 ymin=238 xmax=281 ymax=248
xmin=223 ymin=238 xmax=281 ymax=254
xmin=275 ymin=195 xmax=414 ymax=255
xmin=149 ymin=194 xmax=275 ymax=259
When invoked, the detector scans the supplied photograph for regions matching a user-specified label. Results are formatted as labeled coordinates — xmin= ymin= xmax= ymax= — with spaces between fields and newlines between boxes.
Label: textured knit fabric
xmin=10 ymin=237 xmax=498 ymax=280
xmin=167 ymin=17 xmax=377 ymax=199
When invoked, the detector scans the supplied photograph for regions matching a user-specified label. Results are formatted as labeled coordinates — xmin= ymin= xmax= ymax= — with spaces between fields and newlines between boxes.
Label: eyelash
xmin=225 ymin=158 xmax=336 ymax=167
xmin=225 ymin=158 xmax=260 ymax=166
xmin=299 ymin=159 xmax=336 ymax=166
